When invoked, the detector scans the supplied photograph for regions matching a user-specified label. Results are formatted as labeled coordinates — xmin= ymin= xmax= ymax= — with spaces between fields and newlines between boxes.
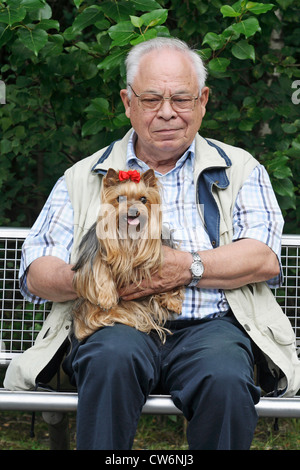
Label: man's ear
xmin=120 ymin=89 xmax=131 ymax=119
xmin=199 ymin=86 xmax=209 ymax=118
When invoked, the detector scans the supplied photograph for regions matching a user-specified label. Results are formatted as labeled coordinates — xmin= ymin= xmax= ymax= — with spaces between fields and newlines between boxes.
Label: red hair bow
xmin=118 ymin=170 xmax=141 ymax=183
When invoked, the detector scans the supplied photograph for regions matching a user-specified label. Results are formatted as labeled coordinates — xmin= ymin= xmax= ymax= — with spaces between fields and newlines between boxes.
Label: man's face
xmin=120 ymin=49 xmax=209 ymax=164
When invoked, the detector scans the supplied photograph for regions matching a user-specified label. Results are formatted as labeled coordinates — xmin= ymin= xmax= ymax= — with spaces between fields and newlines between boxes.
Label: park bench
xmin=1 ymin=227 xmax=300 ymax=449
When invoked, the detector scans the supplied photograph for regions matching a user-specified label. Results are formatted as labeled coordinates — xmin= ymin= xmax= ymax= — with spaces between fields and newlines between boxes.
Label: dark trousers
xmin=63 ymin=314 xmax=261 ymax=450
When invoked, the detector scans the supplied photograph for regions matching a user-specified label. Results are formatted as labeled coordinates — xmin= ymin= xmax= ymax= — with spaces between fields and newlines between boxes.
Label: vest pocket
xmin=267 ymin=321 xmax=295 ymax=346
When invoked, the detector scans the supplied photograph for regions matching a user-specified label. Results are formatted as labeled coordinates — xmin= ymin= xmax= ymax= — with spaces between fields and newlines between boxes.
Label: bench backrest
xmin=0 ymin=228 xmax=299 ymax=366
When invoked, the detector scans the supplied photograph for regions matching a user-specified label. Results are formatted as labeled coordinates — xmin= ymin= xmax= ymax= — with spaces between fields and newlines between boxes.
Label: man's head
xmin=120 ymin=38 xmax=209 ymax=166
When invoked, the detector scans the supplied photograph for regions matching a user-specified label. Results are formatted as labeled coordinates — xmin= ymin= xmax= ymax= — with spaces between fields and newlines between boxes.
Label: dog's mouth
xmin=127 ymin=215 xmax=140 ymax=226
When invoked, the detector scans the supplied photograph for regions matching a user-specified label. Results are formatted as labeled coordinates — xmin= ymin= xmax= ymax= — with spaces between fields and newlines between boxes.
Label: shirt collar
xmin=126 ymin=131 xmax=195 ymax=176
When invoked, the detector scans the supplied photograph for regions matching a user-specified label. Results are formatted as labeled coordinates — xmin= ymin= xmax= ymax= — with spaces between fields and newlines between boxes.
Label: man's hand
xmin=120 ymin=246 xmax=192 ymax=300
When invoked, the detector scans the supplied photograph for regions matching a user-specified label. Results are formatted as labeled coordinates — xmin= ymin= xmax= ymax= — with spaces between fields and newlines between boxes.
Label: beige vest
xmin=5 ymin=130 xmax=300 ymax=396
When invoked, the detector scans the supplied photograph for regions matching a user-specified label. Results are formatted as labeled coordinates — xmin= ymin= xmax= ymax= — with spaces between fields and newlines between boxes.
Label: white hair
xmin=125 ymin=37 xmax=207 ymax=98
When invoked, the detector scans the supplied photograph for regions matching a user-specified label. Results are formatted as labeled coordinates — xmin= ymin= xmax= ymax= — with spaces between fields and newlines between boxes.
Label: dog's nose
xmin=128 ymin=206 xmax=140 ymax=218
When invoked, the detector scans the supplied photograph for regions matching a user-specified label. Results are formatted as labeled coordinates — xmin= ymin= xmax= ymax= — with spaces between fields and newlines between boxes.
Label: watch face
xmin=193 ymin=262 xmax=203 ymax=277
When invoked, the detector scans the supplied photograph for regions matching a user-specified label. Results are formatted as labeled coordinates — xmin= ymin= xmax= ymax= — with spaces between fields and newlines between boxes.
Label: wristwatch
xmin=188 ymin=252 xmax=204 ymax=287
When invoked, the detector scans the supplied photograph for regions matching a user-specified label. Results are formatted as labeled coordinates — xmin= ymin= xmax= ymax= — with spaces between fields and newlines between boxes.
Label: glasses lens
xmin=138 ymin=93 xmax=196 ymax=112
xmin=171 ymin=95 xmax=194 ymax=111
xmin=139 ymin=94 xmax=163 ymax=110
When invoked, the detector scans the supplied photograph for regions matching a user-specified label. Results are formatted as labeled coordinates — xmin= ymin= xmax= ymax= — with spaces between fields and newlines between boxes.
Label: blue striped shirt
xmin=20 ymin=133 xmax=284 ymax=320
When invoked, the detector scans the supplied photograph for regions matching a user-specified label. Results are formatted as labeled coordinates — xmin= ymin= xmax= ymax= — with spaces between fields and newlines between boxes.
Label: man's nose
xmin=157 ymin=99 xmax=177 ymax=118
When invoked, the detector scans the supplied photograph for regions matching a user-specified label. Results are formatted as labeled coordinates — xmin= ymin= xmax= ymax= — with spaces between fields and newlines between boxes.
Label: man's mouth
xmin=156 ymin=128 xmax=178 ymax=133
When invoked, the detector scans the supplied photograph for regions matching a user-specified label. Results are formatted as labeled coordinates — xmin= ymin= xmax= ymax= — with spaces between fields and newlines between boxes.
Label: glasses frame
xmin=128 ymin=84 xmax=199 ymax=112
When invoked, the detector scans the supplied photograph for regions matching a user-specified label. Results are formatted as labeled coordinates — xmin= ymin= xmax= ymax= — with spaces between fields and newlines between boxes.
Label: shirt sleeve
xmin=232 ymin=164 xmax=284 ymax=288
xmin=19 ymin=176 xmax=74 ymax=303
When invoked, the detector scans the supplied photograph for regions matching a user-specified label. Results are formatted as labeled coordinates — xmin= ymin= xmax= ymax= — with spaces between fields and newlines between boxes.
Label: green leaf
xmin=131 ymin=0 xmax=161 ymax=12
xmin=130 ymin=15 xmax=144 ymax=28
xmin=74 ymin=0 xmax=84 ymax=8
xmin=0 ymin=6 xmax=26 ymax=25
xmin=245 ymin=2 xmax=274 ymax=14
xmin=113 ymin=113 xmax=130 ymax=128
xmin=97 ymin=49 xmax=127 ymax=71
xmin=281 ymin=123 xmax=297 ymax=134
xmin=40 ymin=34 xmax=64 ymax=57
xmin=100 ymin=1 xmax=134 ymax=22
xmin=37 ymin=19 xmax=60 ymax=31
xmin=230 ymin=17 xmax=261 ymax=38
xmin=81 ymin=118 xmax=105 ymax=137
xmin=198 ymin=48 xmax=212 ymax=61
xmin=140 ymin=9 xmax=168 ymax=27
xmin=273 ymin=165 xmax=293 ymax=179
xmin=202 ymin=119 xmax=220 ymax=130
xmin=108 ymin=21 xmax=136 ymax=47
xmin=275 ymin=0 xmax=294 ymax=9
xmin=272 ymin=178 xmax=294 ymax=198
xmin=0 ymin=139 xmax=12 ymax=154
xmin=225 ymin=103 xmax=240 ymax=120
xmin=85 ymin=98 xmax=110 ymax=116
xmin=202 ymin=32 xmax=226 ymax=51
xmin=94 ymin=19 xmax=110 ymax=30
xmin=231 ymin=40 xmax=255 ymax=61
xmin=20 ymin=0 xmax=46 ymax=10
xmin=220 ymin=5 xmax=241 ymax=17
xmin=28 ymin=3 xmax=52 ymax=20
xmin=18 ymin=27 xmax=48 ymax=55
xmin=129 ymin=27 xmax=157 ymax=46
xmin=63 ymin=26 xmax=79 ymax=41
xmin=238 ymin=120 xmax=255 ymax=131
xmin=0 ymin=25 xmax=13 ymax=47
xmin=72 ymin=7 xmax=104 ymax=32
xmin=208 ymin=57 xmax=230 ymax=72
xmin=267 ymin=155 xmax=291 ymax=175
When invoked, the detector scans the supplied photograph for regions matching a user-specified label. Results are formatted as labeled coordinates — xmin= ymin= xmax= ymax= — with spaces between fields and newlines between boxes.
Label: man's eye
xmin=142 ymin=98 xmax=160 ymax=103
xmin=140 ymin=197 xmax=147 ymax=204
xmin=173 ymin=97 xmax=191 ymax=103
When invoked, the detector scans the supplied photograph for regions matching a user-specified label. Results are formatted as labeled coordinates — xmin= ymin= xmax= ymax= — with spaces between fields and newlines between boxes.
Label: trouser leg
xmin=161 ymin=315 xmax=261 ymax=450
xmin=63 ymin=324 xmax=160 ymax=450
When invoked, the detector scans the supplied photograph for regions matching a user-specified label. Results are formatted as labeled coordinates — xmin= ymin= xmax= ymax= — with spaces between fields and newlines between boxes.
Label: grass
xmin=0 ymin=411 xmax=299 ymax=450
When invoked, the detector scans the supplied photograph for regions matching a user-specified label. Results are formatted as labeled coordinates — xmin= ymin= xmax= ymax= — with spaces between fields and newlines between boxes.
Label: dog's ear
xmin=103 ymin=168 xmax=119 ymax=187
xmin=141 ymin=169 xmax=157 ymax=187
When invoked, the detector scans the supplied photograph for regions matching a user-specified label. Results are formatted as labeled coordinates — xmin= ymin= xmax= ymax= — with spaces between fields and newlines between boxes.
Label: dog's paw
xmin=157 ymin=290 xmax=184 ymax=315
xmin=97 ymin=290 xmax=118 ymax=310
xmin=165 ymin=298 xmax=182 ymax=315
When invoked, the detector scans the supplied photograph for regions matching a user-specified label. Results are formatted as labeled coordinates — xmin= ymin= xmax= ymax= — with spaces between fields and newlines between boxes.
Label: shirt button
xmin=244 ymin=324 xmax=251 ymax=332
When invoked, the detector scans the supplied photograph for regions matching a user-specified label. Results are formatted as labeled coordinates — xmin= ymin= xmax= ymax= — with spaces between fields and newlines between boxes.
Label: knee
xmin=204 ymin=352 xmax=259 ymax=404
xmin=74 ymin=325 xmax=157 ymax=383
xmin=78 ymin=325 xmax=141 ymax=366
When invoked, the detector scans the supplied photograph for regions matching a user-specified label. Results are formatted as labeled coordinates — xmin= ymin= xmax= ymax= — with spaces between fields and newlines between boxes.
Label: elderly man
xmin=4 ymin=37 xmax=300 ymax=450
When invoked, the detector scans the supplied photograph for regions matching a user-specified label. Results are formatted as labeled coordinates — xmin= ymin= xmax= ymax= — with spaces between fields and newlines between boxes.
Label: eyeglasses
xmin=128 ymin=85 xmax=199 ymax=113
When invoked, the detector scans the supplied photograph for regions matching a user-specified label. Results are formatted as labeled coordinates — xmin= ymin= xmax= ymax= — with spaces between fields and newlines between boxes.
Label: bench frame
xmin=1 ymin=228 xmax=300 ymax=449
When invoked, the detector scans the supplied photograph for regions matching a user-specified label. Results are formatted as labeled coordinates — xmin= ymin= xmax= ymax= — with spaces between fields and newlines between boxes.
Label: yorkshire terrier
xmin=72 ymin=168 xmax=184 ymax=342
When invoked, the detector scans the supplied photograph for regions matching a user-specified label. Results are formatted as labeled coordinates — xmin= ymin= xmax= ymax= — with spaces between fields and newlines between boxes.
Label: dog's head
xmin=98 ymin=168 xmax=162 ymax=240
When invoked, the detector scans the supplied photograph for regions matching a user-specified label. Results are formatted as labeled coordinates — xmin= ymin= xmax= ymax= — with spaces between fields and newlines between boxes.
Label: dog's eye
xmin=117 ymin=195 xmax=127 ymax=203
xmin=140 ymin=197 xmax=147 ymax=204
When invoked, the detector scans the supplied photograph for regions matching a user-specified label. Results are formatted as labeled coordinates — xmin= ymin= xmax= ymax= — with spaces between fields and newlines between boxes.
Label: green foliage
xmin=0 ymin=0 xmax=299 ymax=232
